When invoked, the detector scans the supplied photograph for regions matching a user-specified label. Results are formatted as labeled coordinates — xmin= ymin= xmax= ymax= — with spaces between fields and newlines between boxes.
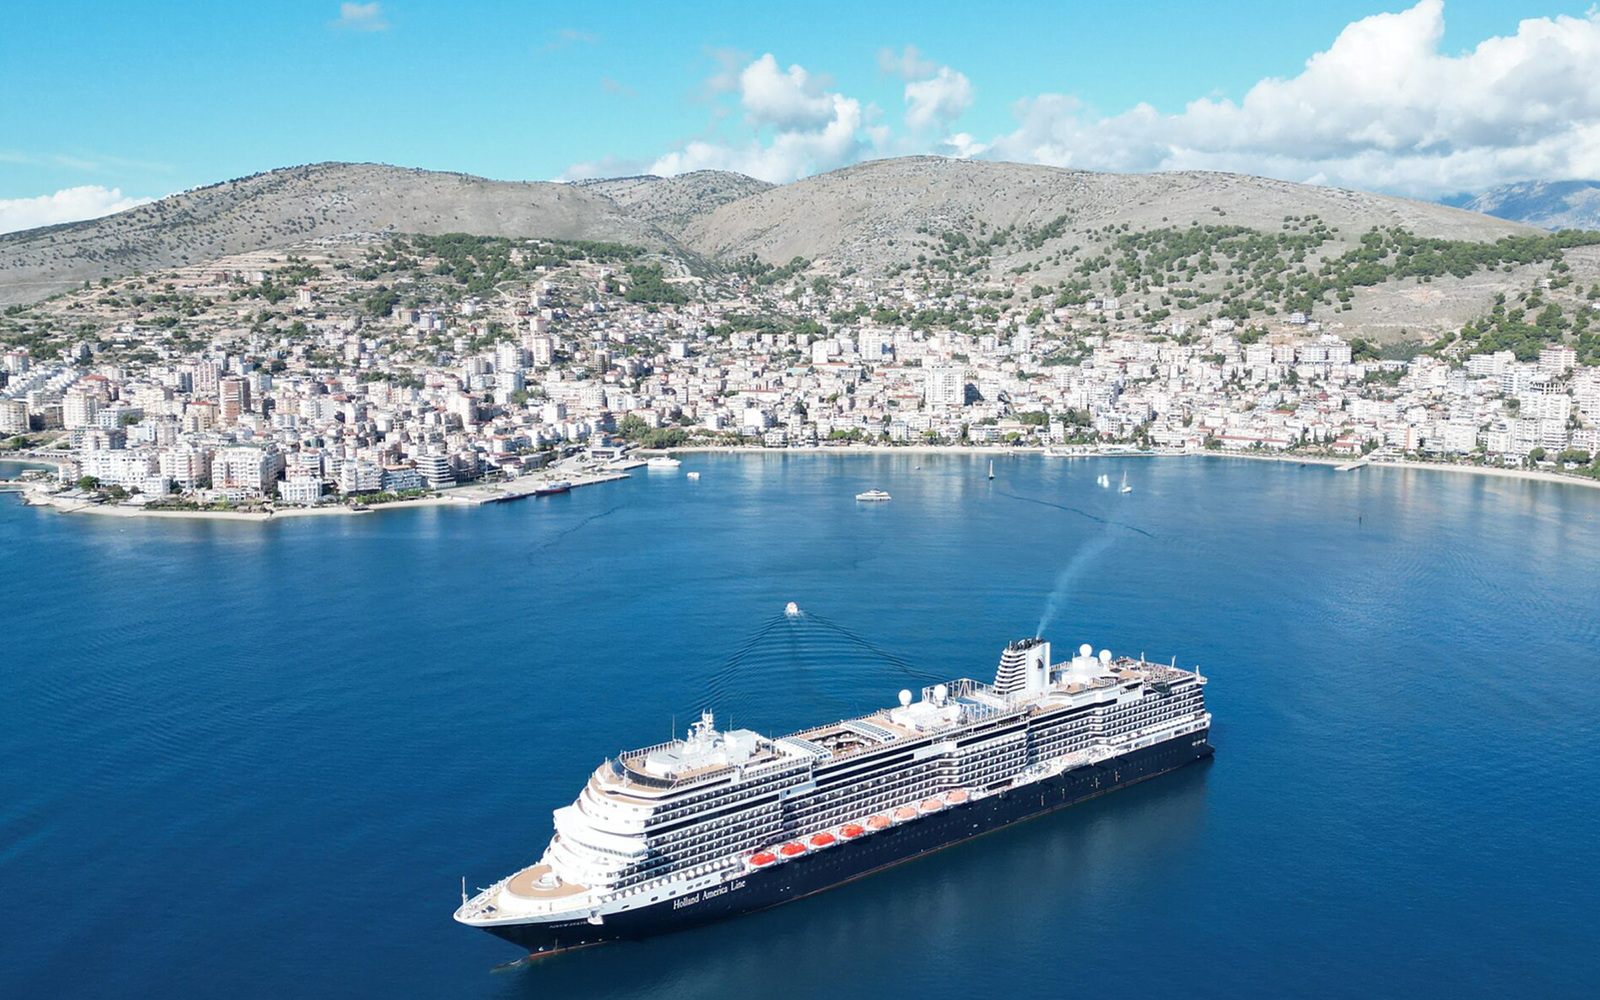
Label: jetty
xmin=445 ymin=467 xmax=633 ymax=506
xmin=1334 ymin=458 xmax=1370 ymax=472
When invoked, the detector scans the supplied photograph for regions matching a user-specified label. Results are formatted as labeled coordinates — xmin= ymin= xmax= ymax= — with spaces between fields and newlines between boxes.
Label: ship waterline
xmin=455 ymin=637 xmax=1214 ymax=956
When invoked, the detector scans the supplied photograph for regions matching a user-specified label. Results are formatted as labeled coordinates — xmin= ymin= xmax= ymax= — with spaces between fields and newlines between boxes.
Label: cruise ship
xmin=454 ymin=637 xmax=1213 ymax=957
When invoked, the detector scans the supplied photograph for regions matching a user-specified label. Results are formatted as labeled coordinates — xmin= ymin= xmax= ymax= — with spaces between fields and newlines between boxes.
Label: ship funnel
xmin=994 ymin=637 xmax=1051 ymax=698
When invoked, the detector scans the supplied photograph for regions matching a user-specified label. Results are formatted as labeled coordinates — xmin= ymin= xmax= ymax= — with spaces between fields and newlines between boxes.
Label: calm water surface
xmin=2 ymin=455 xmax=1597 ymax=1000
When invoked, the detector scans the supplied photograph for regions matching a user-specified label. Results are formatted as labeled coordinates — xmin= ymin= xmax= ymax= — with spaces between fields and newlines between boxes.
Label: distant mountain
xmin=1 ymin=158 xmax=1537 ymax=312
xmin=1442 ymin=180 xmax=1600 ymax=231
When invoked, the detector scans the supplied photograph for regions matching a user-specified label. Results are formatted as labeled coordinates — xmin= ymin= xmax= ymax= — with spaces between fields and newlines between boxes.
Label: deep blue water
xmin=3 ymin=454 xmax=1598 ymax=1000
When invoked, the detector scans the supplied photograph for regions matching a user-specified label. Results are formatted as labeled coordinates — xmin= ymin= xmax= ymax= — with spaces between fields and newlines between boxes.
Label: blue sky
xmin=4 ymin=1 xmax=1600 ymax=232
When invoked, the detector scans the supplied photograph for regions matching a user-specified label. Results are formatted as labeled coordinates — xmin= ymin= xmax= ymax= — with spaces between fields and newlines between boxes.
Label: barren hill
xmin=686 ymin=157 xmax=1533 ymax=268
xmin=0 ymin=163 xmax=677 ymax=303
xmin=0 ymin=157 xmax=1546 ymax=320
xmin=577 ymin=171 xmax=773 ymax=231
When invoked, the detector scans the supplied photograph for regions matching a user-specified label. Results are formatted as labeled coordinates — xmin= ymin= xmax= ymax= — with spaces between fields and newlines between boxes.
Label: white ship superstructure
xmin=457 ymin=637 xmax=1211 ymax=947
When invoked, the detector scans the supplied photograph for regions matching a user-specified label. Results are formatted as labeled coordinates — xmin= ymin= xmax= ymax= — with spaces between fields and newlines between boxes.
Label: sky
xmin=5 ymin=0 xmax=1600 ymax=233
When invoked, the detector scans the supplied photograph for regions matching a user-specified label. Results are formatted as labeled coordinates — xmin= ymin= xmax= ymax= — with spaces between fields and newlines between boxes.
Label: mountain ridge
xmin=0 ymin=157 xmax=1541 ymax=306
xmin=1442 ymin=179 xmax=1600 ymax=231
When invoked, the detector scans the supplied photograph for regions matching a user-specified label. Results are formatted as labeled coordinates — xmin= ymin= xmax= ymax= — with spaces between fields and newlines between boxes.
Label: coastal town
xmin=3 ymin=226 xmax=1600 ymax=515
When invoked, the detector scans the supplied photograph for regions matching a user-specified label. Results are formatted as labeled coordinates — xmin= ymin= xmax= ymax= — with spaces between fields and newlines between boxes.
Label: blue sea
xmin=3 ymin=454 xmax=1598 ymax=1000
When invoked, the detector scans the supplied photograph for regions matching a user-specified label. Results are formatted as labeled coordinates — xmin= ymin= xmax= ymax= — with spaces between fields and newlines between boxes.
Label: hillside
xmin=2 ymin=157 xmax=1574 ymax=339
xmin=577 ymin=171 xmax=773 ymax=231
xmin=687 ymin=157 xmax=1531 ymax=267
xmin=0 ymin=163 xmax=678 ymax=303
xmin=1443 ymin=180 xmax=1600 ymax=232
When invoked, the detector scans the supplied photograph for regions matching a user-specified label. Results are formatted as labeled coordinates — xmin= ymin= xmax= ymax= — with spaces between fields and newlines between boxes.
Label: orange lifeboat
xmin=893 ymin=805 xmax=919 ymax=822
xmin=779 ymin=842 xmax=806 ymax=858
xmin=921 ymin=797 xmax=944 ymax=812
xmin=945 ymin=789 xmax=969 ymax=805
xmin=809 ymin=832 xmax=837 ymax=848
xmin=866 ymin=815 xmax=891 ymax=831
xmin=749 ymin=851 xmax=777 ymax=867
xmin=839 ymin=823 xmax=865 ymax=839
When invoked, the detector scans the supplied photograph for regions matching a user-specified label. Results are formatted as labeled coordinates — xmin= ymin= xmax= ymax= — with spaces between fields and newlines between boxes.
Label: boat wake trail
xmin=804 ymin=612 xmax=942 ymax=683
xmin=529 ymin=505 xmax=623 ymax=557
xmin=1035 ymin=533 xmax=1118 ymax=638
xmin=994 ymin=489 xmax=1155 ymax=539
xmin=693 ymin=611 xmax=940 ymax=732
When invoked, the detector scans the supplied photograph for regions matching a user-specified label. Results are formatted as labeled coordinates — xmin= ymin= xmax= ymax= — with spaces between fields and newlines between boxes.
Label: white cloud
xmin=877 ymin=45 xmax=937 ymax=81
xmin=0 ymin=185 xmax=155 ymax=235
xmin=738 ymin=54 xmax=835 ymax=130
xmin=333 ymin=3 xmax=388 ymax=33
xmin=984 ymin=0 xmax=1600 ymax=197
xmin=904 ymin=66 xmax=974 ymax=132
xmin=603 ymin=53 xmax=873 ymax=183
xmin=567 ymin=2 xmax=1600 ymax=197
xmin=649 ymin=92 xmax=866 ymax=183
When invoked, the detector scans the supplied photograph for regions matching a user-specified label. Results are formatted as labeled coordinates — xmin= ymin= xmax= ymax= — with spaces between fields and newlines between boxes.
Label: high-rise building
xmin=218 ymin=376 xmax=251 ymax=423
xmin=415 ymin=453 xmax=454 ymax=489
xmin=0 ymin=398 xmax=28 ymax=434
xmin=62 ymin=389 xmax=100 ymax=430
xmin=212 ymin=446 xmax=283 ymax=495
xmin=924 ymin=364 xmax=966 ymax=408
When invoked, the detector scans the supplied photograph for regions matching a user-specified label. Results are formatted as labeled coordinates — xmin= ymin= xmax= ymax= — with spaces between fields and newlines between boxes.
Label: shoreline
xmin=7 ymin=446 xmax=1598 ymax=522
xmin=658 ymin=445 xmax=1600 ymax=492
xmin=5 ymin=465 xmax=633 ymax=521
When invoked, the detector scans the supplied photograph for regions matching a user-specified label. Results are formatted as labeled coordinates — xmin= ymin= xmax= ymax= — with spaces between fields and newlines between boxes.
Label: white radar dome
xmin=898 ymin=689 xmax=913 ymax=707
xmin=933 ymin=684 xmax=948 ymax=703
xmin=1079 ymin=643 xmax=1093 ymax=657
xmin=1099 ymin=649 xmax=1112 ymax=664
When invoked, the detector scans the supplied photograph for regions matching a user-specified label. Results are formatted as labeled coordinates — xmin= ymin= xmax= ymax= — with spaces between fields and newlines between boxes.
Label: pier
xmin=443 ymin=466 xmax=635 ymax=505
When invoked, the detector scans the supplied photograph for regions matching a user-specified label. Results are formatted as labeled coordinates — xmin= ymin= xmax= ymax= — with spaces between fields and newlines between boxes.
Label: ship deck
xmin=505 ymin=864 xmax=587 ymax=900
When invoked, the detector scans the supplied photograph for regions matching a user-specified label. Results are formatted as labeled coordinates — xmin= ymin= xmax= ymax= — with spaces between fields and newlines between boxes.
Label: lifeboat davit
xmin=866 ymin=815 xmax=891 ymax=831
xmin=779 ymin=842 xmax=806 ymax=858
xmin=840 ymin=823 xmax=865 ymax=839
xmin=809 ymin=832 xmax=837 ymax=848
xmin=749 ymin=851 xmax=777 ymax=868
xmin=945 ymin=789 xmax=970 ymax=805
xmin=893 ymin=806 xmax=918 ymax=822
xmin=920 ymin=797 xmax=944 ymax=812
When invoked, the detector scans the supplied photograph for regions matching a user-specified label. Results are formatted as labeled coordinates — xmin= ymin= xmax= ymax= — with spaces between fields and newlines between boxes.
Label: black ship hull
xmin=479 ymin=727 xmax=1213 ymax=957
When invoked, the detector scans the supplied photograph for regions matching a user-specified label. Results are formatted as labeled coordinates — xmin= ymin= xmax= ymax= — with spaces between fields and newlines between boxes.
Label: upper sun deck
xmin=594 ymin=650 xmax=1203 ymax=795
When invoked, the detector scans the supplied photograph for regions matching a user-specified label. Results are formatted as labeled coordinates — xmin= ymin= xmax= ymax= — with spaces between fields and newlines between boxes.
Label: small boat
xmin=855 ymin=489 xmax=891 ymax=502
xmin=534 ymin=481 xmax=572 ymax=497
xmin=893 ymin=806 xmax=918 ymax=822
xmin=748 ymin=851 xmax=777 ymax=868
xmin=1120 ymin=471 xmax=1133 ymax=494
xmin=779 ymin=842 xmax=806 ymax=858
xmin=944 ymin=789 xmax=970 ymax=805
xmin=839 ymin=823 xmax=865 ymax=839
xmin=866 ymin=815 xmax=891 ymax=831
xmin=645 ymin=456 xmax=681 ymax=469
xmin=686 ymin=471 xmax=700 ymax=480
xmin=808 ymin=832 xmax=837 ymax=849
xmin=920 ymin=797 xmax=944 ymax=813
xmin=785 ymin=601 xmax=800 ymax=617
xmin=988 ymin=460 xmax=994 ymax=480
